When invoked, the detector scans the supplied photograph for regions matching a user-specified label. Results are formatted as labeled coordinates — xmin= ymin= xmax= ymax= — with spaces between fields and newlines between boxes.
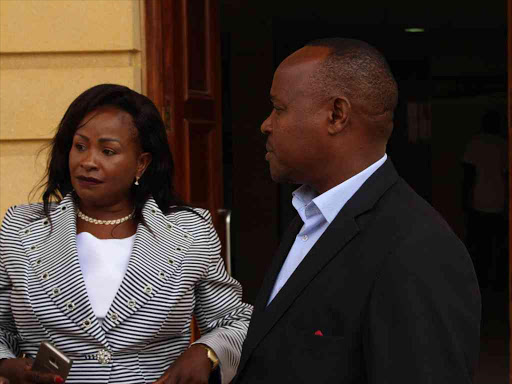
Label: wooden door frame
xmin=508 ymin=0 xmax=512 ymax=380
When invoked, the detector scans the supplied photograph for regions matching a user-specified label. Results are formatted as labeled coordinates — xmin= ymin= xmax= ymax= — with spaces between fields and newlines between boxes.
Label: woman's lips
xmin=76 ymin=176 xmax=103 ymax=187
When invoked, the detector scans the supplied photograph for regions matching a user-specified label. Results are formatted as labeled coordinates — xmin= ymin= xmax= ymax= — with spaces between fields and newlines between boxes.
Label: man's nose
xmin=260 ymin=115 xmax=272 ymax=135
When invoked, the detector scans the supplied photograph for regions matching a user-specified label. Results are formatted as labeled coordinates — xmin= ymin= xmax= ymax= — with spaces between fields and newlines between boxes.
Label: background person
xmin=0 ymin=84 xmax=252 ymax=384
xmin=462 ymin=110 xmax=508 ymax=290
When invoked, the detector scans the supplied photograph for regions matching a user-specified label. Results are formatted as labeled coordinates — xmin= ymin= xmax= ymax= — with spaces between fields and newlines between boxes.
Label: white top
xmin=76 ymin=232 xmax=135 ymax=323
xmin=268 ymin=154 xmax=387 ymax=304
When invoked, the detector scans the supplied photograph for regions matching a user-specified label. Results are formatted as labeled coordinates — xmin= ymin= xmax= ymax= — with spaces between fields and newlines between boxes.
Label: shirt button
xmin=302 ymin=235 xmax=309 ymax=241
xmin=52 ymin=287 xmax=61 ymax=296
xmin=127 ymin=299 xmax=136 ymax=308
xmin=110 ymin=312 xmax=119 ymax=322
xmin=82 ymin=318 xmax=92 ymax=329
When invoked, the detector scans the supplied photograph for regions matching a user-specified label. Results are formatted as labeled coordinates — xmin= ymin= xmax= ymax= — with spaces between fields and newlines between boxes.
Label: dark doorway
xmin=221 ymin=1 xmax=508 ymax=382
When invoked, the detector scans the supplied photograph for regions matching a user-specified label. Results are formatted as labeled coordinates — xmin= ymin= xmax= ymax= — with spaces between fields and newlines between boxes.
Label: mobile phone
xmin=31 ymin=341 xmax=73 ymax=380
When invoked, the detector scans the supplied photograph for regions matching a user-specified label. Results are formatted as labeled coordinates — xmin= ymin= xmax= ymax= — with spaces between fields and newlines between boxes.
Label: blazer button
xmin=143 ymin=284 xmax=153 ymax=295
xmin=109 ymin=312 xmax=119 ymax=322
xmin=52 ymin=287 xmax=61 ymax=296
xmin=97 ymin=349 xmax=112 ymax=365
xmin=127 ymin=299 xmax=136 ymax=309
xmin=65 ymin=301 xmax=75 ymax=312
xmin=41 ymin=272 xmax=49 ymax=281
xmin=82 ymin=318 xmax=92 ymax=329
xmin=159 ymin=271 xmax=166 ymax=280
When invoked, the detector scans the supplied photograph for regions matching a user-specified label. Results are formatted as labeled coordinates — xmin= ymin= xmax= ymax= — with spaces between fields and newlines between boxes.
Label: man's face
xmin=261 ymin=48 xmax=331 ymax=187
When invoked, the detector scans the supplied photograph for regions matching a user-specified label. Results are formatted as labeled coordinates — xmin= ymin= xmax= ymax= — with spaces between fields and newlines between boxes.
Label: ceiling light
xmin=405 ymin=27 xmax=425 ymax=33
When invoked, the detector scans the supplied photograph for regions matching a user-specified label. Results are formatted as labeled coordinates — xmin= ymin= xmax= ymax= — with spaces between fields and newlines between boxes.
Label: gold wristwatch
xmin=200 ymin=344 xmax=219 ymax=371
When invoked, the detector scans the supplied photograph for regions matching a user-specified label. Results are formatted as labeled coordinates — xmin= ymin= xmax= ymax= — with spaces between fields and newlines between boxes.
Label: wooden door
xmin=145 ymin=0 xmax=224 ymax=232
xmin=145 ymin=0 xmax=224 ymax=341
xmin=509 ymin=0 xmax=512 ymax=380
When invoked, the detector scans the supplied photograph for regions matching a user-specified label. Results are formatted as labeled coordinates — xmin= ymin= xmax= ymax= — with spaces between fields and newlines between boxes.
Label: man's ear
xmin=328 ymin=97 xmax=350 ymax=135
xmin=136 ymin=152 xmax=152 ymax=178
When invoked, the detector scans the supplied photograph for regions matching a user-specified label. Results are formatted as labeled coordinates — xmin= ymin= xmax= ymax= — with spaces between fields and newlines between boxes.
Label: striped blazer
xmin=0 ymin=194 xmax=252 ymax=383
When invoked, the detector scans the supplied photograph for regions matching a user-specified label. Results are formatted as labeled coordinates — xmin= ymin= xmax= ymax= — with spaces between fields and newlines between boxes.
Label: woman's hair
xmin=40 ymin=83 xmax=183 ymax=221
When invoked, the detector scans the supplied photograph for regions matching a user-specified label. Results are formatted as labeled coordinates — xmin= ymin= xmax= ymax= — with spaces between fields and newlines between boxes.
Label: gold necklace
xmin=76 ymin=207 xmax=135 ymax=225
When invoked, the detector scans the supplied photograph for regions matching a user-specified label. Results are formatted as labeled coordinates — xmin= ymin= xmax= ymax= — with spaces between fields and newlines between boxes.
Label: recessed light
xmin=405 ymin=27 xmax=425 ymax=33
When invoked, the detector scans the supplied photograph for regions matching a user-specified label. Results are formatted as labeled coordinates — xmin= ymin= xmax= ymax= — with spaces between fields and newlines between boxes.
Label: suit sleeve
xmin=364 ymin=229 xmax=481 ymax=383
xmin=191 ymin=211 xmax=253 ymax=384
xmin=0 ymin=207 xmax=21 ymax=359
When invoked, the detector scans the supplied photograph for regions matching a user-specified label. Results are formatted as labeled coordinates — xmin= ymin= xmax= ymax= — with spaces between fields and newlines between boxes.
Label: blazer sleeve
xmin=364 ymin=229 xmax=481 ymax=383
xmin=0 ymin=206 xmax=22 ymax=359
xmin=190 ymin=211 xmax=253 ymax=384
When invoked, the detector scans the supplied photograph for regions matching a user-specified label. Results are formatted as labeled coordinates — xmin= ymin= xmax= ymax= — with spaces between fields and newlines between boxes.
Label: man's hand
xmin=0 ymin=358 xmax=63 ymax=384
xmin=152 ymin=344 xmax=212 ymax=384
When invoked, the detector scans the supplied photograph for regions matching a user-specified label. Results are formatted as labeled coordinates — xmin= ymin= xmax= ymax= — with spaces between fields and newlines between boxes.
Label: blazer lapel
xmin=102 ymin=199 xmax=194 ymax=332
xmin=19 ymin=194 xmax=109 ymax=346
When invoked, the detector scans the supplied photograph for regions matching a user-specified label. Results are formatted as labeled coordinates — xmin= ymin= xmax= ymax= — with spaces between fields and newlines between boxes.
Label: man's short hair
xmin=306 ymin=38 xmax=398 ymax=117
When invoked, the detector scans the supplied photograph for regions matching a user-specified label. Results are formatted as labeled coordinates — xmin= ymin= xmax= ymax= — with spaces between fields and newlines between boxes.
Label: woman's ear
xmin=328 ymin=96 xmax=351 ymax=135
xmin=136 ymin=152 xmax=152 ymax=178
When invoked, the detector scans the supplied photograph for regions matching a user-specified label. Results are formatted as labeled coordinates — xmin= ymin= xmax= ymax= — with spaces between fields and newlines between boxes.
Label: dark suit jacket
xmin=233 ymin=159 xmax=480 ymax=384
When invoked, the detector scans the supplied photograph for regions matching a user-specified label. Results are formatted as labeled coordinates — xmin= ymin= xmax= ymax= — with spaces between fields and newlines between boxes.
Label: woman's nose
xmin=80 ymin=150 xmax=98 ymax=170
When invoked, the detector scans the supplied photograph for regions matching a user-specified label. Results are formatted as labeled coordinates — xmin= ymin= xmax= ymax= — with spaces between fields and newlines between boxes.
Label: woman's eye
xmin=103 ymin=149 xmax=116 ymax=156
xmin=75 ymin=143 xmax=85 ymax=151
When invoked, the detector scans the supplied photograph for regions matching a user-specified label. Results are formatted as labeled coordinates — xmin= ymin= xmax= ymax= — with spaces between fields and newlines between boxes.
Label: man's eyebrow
xmin=270 ymin=95 xmax=282 ymax=103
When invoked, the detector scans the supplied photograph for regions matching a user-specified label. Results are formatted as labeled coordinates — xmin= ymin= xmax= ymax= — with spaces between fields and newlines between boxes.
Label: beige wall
xmin=0 ymin=0 xmax=144 ymax=219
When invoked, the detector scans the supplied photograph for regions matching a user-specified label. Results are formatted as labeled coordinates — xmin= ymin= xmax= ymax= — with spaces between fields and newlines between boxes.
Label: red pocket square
xmin=314 ymin=330 xmax=323 ymax=336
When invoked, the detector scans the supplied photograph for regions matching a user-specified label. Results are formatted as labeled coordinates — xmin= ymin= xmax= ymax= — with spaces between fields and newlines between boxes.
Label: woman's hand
xmin=0 ymin=358 xmax=63 ymax=384
xmin=152 ymin=344 xmax=212 ymax=384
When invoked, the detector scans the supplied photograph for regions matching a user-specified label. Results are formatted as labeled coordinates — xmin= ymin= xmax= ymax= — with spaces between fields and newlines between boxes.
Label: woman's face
xmin=69 ymin=107 xmax=151 ymax=210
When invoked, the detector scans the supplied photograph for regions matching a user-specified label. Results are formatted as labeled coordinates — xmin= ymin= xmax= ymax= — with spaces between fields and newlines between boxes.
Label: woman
xmin=0 ymin=84 xmax=252 ymax=383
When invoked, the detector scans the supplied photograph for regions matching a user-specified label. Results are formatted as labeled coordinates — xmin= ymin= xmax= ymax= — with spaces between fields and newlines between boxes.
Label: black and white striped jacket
xmin=0 ymin=194 xmax=252 ymax=383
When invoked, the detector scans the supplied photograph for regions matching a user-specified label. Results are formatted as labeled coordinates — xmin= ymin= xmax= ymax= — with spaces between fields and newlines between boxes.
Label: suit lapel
xmin=20 ymin=194 xmax=109 ymax=346
xmin=239 ymin=213 xmax=359 ymax=373
xmin=252 ymin=216 xmax=303 ymax=314
xmin=102 ymin=199 xmax=194 ymax=332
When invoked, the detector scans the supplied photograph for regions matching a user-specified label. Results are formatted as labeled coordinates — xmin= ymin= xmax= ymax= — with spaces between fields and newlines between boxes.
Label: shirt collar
xmin=292 ymin=154 xmax=387 ymax=224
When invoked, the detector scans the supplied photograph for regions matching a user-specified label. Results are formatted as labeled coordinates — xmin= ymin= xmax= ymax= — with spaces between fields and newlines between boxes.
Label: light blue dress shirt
xmin=267 ymin=154 xmax=387 ymax=304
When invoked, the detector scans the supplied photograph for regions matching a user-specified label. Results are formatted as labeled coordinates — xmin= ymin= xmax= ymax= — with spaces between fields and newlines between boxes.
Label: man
xmin=234 ymin=38 xmax=480 ymax=383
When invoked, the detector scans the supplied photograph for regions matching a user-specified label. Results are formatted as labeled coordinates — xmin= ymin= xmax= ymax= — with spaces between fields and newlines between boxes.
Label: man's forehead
xmin=282 ymin=45 xmax=331 ymax=66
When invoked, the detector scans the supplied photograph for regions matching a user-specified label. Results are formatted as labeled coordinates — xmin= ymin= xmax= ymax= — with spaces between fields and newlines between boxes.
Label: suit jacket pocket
xmin=286 ymin=328 xmax=359 ymax=383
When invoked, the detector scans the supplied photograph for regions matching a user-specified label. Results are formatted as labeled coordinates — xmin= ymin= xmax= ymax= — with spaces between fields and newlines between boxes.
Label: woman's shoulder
xmin=1 ymin=202 xmax=51 ymax=230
